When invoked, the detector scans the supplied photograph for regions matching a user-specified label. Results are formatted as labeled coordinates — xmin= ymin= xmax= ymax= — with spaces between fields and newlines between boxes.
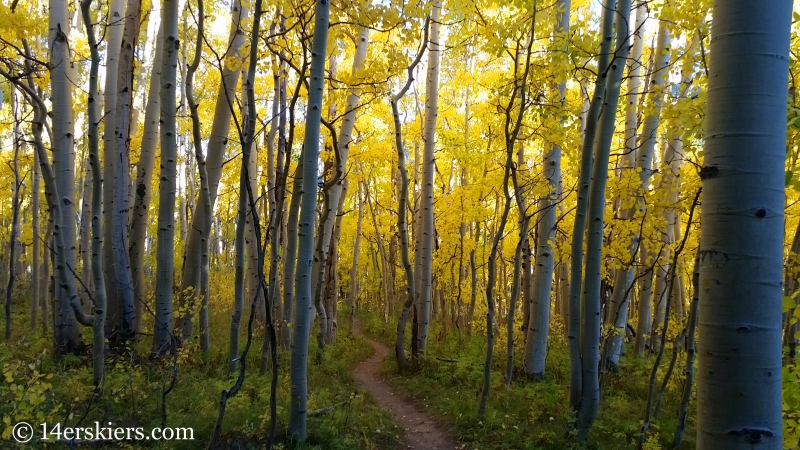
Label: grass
xmin=0 ymin=274 xmax=400 ymax=449
xmin=360 ymin=311 xmax=696 ymax=450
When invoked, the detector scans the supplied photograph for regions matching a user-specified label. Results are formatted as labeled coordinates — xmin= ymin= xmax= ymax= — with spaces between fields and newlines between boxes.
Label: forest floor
xmin=357 ymin=311 xmax=704 ymax=450
xmin=353 ymin=320 xmax=459 ymax=450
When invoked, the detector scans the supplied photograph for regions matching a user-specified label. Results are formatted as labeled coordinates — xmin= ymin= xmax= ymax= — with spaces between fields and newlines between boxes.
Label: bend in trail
xmin=353 ymin=324 xmax=459 ymax=450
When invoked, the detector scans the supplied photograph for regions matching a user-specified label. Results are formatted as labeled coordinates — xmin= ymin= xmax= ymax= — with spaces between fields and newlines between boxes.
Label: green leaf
xmin=784 ymin=296 xmax=797 ymax=312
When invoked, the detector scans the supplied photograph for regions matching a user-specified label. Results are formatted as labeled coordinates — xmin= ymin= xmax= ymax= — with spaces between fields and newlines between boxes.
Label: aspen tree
xmin=393 ymin=17 xmax=428 ymax=368
xmin=525 ymin=0 xmax=570 ymax=378
xmin=567 ymin=0 xmax=615 ymax=411
xmin=349 ymin=182 xmax=364 ymax=333
xmin=697 ymin=1 xmax=790 ymax=447
xmin=179 ymin=0 xmax=249 ymax=319
xmin=577 ymin=0 xmax=631 ymax=438
xmin=130 ymin=21 xmax=164 ymax=330
xmin=610 ymin=14 xmax=671 ymax=366
xmin=48 ymin=0 xmax=82 ymax=352
xmin=311 ymin=28 xmax=369 ymax=351
xmin=288 ymin=0 xmax=332 ymax=439
xmin=109 ymin=0 xmax=142 ymax=344
xmin=417 ymin=0 xmax=442 ymax=356
xmin=101 ymin=0 xmax=127 ymax=341
xmin=153 ymin=0 xmax=180 ymax=355
xmin=80 ymin=0 xmax=108 ymax=384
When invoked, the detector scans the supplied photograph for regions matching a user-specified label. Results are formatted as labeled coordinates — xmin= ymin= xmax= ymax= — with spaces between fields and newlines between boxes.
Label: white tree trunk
xmin=697 ymin=2 xmax=789 ymax=447
xmin=288 ymin=0 xmax=331 ymax=440
xmin=153 ymin=0 xmax=180 ymax=355
xmin=49 ymin=0 xmax=82 ymax=352
xmin=524 ymin=0 xmax=571 ymax=378
xmin=577 ymin=0 xmax=630 ymax=438
xmin=567 ymin=0 xmax=614 ymax=412
xmin=129 ymin=21 xmax=164 ymax=335
xmin=101 ymin=0 xmax=127 ymax=343
xmin=417 ymin=0 xmax=442 ymax=356
xmin=179 ymin=0 xmax=249 ymax=306
xmin=311 ymin=28 xmax=369 ymax=350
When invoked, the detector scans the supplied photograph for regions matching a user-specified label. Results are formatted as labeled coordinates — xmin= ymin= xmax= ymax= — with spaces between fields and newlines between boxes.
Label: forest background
xmin=0 ymin=0 xmax=797 ymax=448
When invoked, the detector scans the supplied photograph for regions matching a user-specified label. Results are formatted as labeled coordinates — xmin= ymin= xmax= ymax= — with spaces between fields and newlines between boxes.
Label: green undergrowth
xmin=360 ymin=311 xmax=698 ymax=450
xmin=0 ymin=281 xmax=399 ymax=449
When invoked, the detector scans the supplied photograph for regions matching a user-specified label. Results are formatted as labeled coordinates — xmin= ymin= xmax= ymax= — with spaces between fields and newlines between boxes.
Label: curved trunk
xmin=179 ymin=0 xmax=248 ymax=310
xmin=567 ymin=0 xmax=615 ymax=411
xmin=242 ymin=69 xmax=265 ymax=326
xmin=392 ymin=19 xmax=429 ymax=367
xmin=311 ymin=28 xmax=369 ymax=351
xmin=577 ymin=0 xmax=631 ymax=439
xmin=6 ymin=99 xmax=21 ymax=341
xmin=79 ymin=163 xmax=92 ymax=305
xmin=184 ymin=0 xmax=212 ymax=355
xmin=110 ymin=0 xmax=143 ymax=344
xmin=607 ymin=14 xmax=670 ymax=366
xmin=80 ymin=0 xmax=108 ymax=384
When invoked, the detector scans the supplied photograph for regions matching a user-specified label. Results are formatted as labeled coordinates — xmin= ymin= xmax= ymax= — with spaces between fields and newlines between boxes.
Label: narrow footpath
xmin=352 ymin=325 xmax=459 ymax=450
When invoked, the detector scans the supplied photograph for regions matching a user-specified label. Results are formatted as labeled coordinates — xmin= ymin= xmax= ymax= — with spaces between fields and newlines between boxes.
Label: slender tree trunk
xmin=228 ymin=82 xmax=250 ymax=359
xmin=266 ymin=20 xmax=289 ymax=356
xmin=567 ymin=0 xmax=614 ymax=412
xmin=479 ymin=160 xmax=512 ymax=416
xmin=311 ymin=28 xmax=369 ymax=351
xmin=80 ymin=0 xmax=108 ymax=384
xmin=288 ymin=0 xmax=331 ymax=440
xmin=5 ymin=97 xmax=22 ymax=340
xmin=153 ymin=0 xmax=180 ymax=355
xmin=696 ymin=2 xmax=789 ymax=448
xmin=184 ymin=0 xmax=212 ymax=355
xmin=673 ymin=249 xmax=699 ymax=448
xmin=467 ymin=224 xmax=479 ymax=335
xmin=417 ymin=0 xmax=442 ymax=356
xmin=109 ymin=0 xmax=143 ymax=344
xmin=101 ymin=0 xmax=127 ymax=344
xmin=179 ymin=0 xmax=248 ymax=312
xmin=524 ymin=0 xmax=570 ymax=378
xmin=577 ymin=0 xmax=630 ymax=439
xmin=79 ymin=162 xmax=92 ymax=305
xmin=282 ymin=152 xmax=303 ymax=350
xmin=130 ymin=20 xmax=164 ymax=335
xmin=31 ymin=127 xmax=41 ymax=331
xmin=48 ymin=0 xmax=82 ymax=353
xmin=392 ymin=19 xmax=428 ymax=367
xmin=42 ymin=215 xmax=51 ymax=333
xmin=635 ymin=247 xmax=654 ymax=355
xmin=130 ymin=0 xmax=160 ymax=136
xmin=324 ymin=178 xmax=347 ymax=343
xmin=243 ymin=69 xmax=265 ymax=326
xmin=349 ymin=182 xmax=365 ymax=333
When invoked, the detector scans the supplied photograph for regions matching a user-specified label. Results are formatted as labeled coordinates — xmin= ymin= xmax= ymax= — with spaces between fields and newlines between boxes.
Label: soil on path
xmin=353 ymin=326 xmax=459 ymax=450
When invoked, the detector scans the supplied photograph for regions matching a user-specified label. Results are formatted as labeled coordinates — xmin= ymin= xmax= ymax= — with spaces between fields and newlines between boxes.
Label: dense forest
xmin=0 ymin=0 xmax=797 ymax=448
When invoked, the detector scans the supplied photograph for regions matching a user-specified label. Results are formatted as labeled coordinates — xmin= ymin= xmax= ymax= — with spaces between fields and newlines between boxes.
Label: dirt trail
xmin=353 ymin=326 xmax=458 ymax=450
